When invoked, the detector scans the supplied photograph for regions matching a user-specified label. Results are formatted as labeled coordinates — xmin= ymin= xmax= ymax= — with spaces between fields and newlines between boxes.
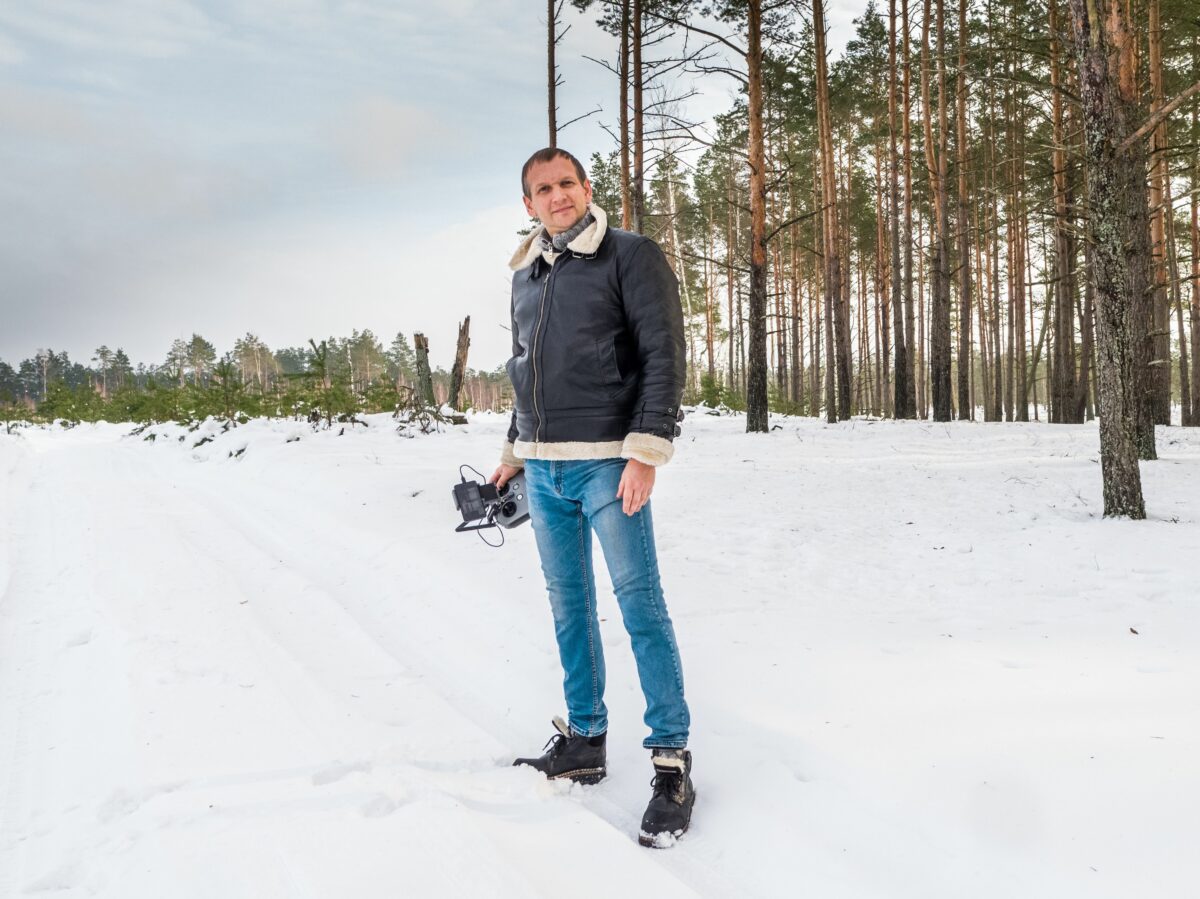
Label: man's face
xmin=523 ymin=156 xmax=593 ymax=236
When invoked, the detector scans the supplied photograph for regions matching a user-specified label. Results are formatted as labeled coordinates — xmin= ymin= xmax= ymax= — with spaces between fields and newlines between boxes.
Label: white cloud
xmin=0 ymin=0 xmax=215 ymax=58
xmin=0 ymin=31 xmax=26 ymax=65
xmin=327 ymin=96 xmax=453 ymax=181
xmin=62 ymin=203 xmax=529 ymax=370
xmin=0 ymin=83 xmax=97 ymax=142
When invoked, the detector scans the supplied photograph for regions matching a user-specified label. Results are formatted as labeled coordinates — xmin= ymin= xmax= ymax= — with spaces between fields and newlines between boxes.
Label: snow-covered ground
xmin=0 ymin=412 xmax=1196 ymax=898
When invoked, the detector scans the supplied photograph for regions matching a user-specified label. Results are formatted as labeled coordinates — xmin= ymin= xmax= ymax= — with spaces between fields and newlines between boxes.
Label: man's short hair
xmin=521 ymin=148 xmax=588 ymax=197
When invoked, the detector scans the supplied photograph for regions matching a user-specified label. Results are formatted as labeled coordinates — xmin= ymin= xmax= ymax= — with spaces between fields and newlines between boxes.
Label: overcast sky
xmin=0 ymin=1 xmax=868 ymax=373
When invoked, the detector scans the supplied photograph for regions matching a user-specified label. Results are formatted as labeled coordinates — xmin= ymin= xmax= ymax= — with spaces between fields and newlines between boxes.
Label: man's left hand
xmin=616 ymin=458 xmax=655 ymax=516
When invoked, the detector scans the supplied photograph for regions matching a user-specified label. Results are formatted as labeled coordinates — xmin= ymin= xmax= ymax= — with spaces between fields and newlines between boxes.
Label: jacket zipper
xmin=531 ymin=262 xmax=557 ymax=442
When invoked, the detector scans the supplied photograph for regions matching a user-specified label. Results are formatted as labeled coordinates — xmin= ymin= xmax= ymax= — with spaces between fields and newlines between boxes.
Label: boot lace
xmin=542 ymin=732 xmax=567 ymax=757
xmin=649 ymin=768 xmax=683 ymax=804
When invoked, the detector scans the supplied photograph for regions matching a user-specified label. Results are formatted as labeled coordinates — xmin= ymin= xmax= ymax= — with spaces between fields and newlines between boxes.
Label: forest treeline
xmin=546 ymin=0 xmax=1200 ymax=516
xmin=5 ymin=0 xmax=1198 ymax=519
xmin=0 ymin=332 xmax=511 ymax=425
xmin=561 ymin=0 xmax=1199 ymax=425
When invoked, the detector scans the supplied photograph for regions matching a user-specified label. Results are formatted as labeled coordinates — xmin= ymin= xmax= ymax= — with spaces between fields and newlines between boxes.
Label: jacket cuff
xmin=500 ymin=441 xmax=524 ymax=468
xmin=621 ymin=432 xmax=675 ymax=467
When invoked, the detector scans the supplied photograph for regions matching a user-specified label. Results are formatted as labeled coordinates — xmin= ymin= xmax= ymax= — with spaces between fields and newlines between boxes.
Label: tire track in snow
xmin=1 ymin=440 xmax=660 ymax=897
xmin=147 ymin=447 xmax=741 ymax=897
xmin=0 ymin=442 xmax=48 ymax=896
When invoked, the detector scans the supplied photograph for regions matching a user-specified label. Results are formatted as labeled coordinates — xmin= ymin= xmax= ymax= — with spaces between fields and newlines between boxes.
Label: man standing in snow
xmin=489 ymin=147 xmax=695 ymax=847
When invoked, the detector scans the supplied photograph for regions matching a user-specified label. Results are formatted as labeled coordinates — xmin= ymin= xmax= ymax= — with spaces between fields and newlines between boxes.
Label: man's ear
xmin=523 ymin=195 xmax=536 ymax=219
xmin=583 ymin=179 xmax=594 ymax=204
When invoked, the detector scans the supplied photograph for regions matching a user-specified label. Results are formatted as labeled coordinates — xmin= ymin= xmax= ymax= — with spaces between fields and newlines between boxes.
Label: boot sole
xmin=549 ymin=767 xmax=606 ymax=785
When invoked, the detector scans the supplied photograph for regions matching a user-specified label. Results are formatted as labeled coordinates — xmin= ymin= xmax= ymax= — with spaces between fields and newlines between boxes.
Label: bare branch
xmin=766 ymin=208 xmax=821 ymax=244
xmin=559 ymin=104 xmax=604 ymax=131
xmin=692 ymin=63 xmax=749 ymax=86
xmin=1120 ymin=79 xmax=1200 ymax=152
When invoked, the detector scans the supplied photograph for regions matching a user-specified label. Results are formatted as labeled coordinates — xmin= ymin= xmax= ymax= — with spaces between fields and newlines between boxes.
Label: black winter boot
xmin=638 ymin=748 xmax=695 ymax=847
xmin=513 ymin=717 xmax=607 ymax=785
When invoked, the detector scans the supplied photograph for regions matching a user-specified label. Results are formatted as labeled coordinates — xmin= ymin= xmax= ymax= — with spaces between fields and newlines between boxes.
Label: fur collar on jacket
xmin=508 ymin=203 xmax=609 ymax=271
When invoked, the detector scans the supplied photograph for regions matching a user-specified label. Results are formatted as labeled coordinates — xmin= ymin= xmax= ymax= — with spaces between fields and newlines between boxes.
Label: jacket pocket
xmin=595 ymin=337 xmax=624 ymax=389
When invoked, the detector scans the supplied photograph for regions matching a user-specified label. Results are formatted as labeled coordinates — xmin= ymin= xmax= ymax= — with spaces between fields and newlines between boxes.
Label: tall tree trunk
xmin=706 ymin=204 xmax=717 ymax=382
xmin=1076 ymin=250 xmax=1097 ymax=421
xmin=924 ymin=0 xmax=952 ymax=421
xmin=838 ymin=134 xmax=853 ymax=418
xmin=815 ymin=0 xmax=847 ymax=422
xmin=901 ymin=0 xmax=917 ymax=416
xmin=889 ymin=0 xmax=909 ymax=418
xmin=918 ymin=214 xmax=927 ymax=417
xmin=955 ymin=0 xmax=972 ymax=420
xmin=547 ymin=0 xmax=557 ymax=147
xmin=632 ymin=0 xmax=645 ymax=234
xmin=876 ymin=136 xmax=892 ymax=415
xmin=619 ymin=0 xmax=632 ymax=229
xmin=1192 ymin=71 xmax=1200 ymax=426
xmin=790 ymin=162 xmax=804 ymax=409
xmin=726 ymin=165 xmax=736 ymax=393
xmin=1167 ymin=166 xmax=1191 ymax=424
xmin=1051 ymin=0 xmax=1079 ymax=423
xmin=665 ymin=167 xmax=698 ymax=396
xmin=1148 ymin=0 xmax=1171 ymax=425
xmin=1067 ymin=0 xmax=1147 ymax=517
xmin=810 ymin=256 xmax=821 ymax=415
xmin=1014 ymin=88 xmax=1029 ymax=421
xmin=745 ymin=0 xmax=769 ymax=432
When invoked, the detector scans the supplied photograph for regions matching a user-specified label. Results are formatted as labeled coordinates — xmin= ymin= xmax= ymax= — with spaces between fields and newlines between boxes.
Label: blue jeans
xmin=523 ymin=458 xmax=690 ymax=749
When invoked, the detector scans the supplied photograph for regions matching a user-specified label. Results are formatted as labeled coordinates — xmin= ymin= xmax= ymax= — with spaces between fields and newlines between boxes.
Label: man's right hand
xmin=489 ymin=464 xmax=523 ymax=490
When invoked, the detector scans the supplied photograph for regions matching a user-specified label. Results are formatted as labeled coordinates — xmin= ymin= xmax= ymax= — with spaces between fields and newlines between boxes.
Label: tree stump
xmin=413 ymin=333 xmax=435 ymax=407
xmin=449 ymin=316 xmax=471 ymax=411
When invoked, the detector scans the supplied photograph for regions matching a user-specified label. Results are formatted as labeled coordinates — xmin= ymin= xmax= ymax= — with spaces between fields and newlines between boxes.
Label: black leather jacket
xmin=504 ymin=217 xmax=684 ymax=465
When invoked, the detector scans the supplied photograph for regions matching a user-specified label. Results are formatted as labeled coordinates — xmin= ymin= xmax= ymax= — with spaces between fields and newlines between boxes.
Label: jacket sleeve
xmin=500 ymin=283 xmax=524 ymax=468
xmin=619 ymin=238 xmax=685 ymax=467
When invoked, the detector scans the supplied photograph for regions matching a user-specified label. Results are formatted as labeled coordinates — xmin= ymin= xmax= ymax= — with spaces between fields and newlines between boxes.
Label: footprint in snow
xmin=311 ymin=760 xmax=372 ymax=786
xmin=360 ymin=793 xmax=406 ymax=818
xmin=23 ymin=861 xmax=85 ymax=893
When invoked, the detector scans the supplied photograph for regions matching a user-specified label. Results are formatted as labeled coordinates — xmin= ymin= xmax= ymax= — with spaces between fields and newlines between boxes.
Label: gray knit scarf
xmin=540 ymin=210 xmax=596 ymax=254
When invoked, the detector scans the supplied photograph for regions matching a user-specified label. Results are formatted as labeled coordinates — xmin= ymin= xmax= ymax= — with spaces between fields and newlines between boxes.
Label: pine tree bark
xmin=1067 ymin=0 xmax=1147 ymax=518
xmin=838 ymin=135 xmax=853 ymax=418
xmin=620 ymin=0 xmax=632 ymax=229
xmin=1014 ymin=97 xmax=1029 ymax=421
xmin=814 ymin=0 xmax=848 ymax=422
xmin=928 ymin=0 xmax=952 ymax=421
xmin=1148 ymin=0 xmax=1171 ymax=425
xmin=548 ymin=0 xmax=557 ymax=147
xmin=726 ymin=165 xmax=737 ymax=393
xmin=954 ymin=0 xmax=972 ymax=420
xmin=449 ymin=317 xmax=471 ymax=411
xmin=1166 ymin=165 xmax=1191 ymax=424
xmin=1191 ymin=78 xmax=1200 ymax=426
xmin=876 ymin=135 xmax=892 ymax=415
xmin=901 ymin=0 xmax=918 ymax=417
xmin=889 ymin=0 xmax=909 ymax=418
xmin=745 ymin=0 xmax=769 ymax=432
xmin=413 ymin=333 xmax=436 ymax=408
xmin=789 ymin=162 xmax=804 ymax=409
xmin=1050 ymin=0 xmax=1079 ymax=423
xmin=706 ymin=204 xmax=717 ymax=382
xmin=632 ymin=0 xmax=645 ymax=234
